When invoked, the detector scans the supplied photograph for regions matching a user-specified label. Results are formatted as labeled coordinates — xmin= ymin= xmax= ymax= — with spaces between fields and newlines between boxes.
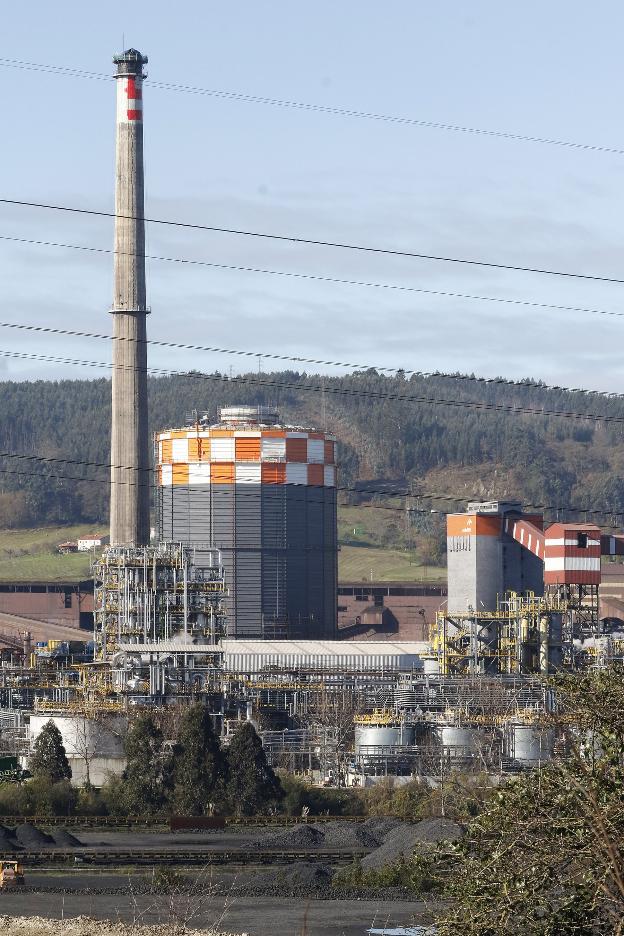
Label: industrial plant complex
xmin=1 ymin=48 xmax=624 ymax=796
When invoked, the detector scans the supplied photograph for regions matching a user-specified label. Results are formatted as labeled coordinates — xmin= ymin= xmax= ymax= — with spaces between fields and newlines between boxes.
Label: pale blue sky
xmin=2 ymin=1 xmax=624 ymax=391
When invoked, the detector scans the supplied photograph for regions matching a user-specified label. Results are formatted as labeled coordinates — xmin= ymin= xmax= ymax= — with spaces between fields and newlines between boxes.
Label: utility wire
xmin=3 ymin=199 xmax=624 ymax=287
xmin=1 ymin=347 xmax=624 ymax=425
xmin=0 ymin=57 xmax=622 ymax=158
xmin=2 ymin=447 xmax=624 ymax=529
xmin=0 ymin=319 xmax=621 ymax=400
xmin=4 ymin=231 xmax=624 ymax=343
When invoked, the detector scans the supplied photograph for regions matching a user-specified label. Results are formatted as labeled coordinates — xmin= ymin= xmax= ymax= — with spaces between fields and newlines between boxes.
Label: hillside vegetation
xmin=0 ymin=369 xmax=620 ymax=538
xmin=0 ymin=525 xmax=95 ymax=581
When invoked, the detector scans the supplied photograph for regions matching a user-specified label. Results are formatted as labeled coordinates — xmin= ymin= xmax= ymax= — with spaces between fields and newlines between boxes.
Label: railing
xmin=0 ymin=813 xmax=379 ymax=828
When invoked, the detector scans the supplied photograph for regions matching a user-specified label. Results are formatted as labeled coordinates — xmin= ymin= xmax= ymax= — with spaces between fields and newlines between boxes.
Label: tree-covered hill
xmin=0 ymin=368 xmax=622 ymax=529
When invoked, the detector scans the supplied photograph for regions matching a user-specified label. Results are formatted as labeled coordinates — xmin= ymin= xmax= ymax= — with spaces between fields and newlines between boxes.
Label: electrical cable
xmin=3 ymin=199 xmax=624 ymax=287
xmin=2 ymin=450 xmax=624 ymax=529
xmin=0 ymin=318 xmax=620 ymax=400
xmin=5 ymin=228 xmax=624 ymax=395
xmin=1 ymin=347 xmax=623 ymax=425
xmin=0 ymin=57 xmax=622 ymax=158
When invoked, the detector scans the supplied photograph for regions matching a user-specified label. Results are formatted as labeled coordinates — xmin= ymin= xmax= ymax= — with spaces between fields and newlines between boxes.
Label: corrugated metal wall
xmin=157 ymin=482 xmax=337 ymax=639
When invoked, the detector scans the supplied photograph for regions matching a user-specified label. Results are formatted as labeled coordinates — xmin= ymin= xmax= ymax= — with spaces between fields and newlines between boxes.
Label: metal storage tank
xmin=355 ymin=724 xmax=415 ymax=754
xmin=156 ymin=406 xmax=337 ymax=639
xmin=508 ymin=725 xmax=554 ymax=766
xmin=434 ymin=725 xmax=484 ymax=759
xmin=29 ymin=714 xmax=126 ymax=758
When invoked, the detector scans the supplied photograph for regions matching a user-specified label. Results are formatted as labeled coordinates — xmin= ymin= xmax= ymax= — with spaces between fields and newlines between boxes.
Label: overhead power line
xmin=3 ymin=198 xmax=624 ymax=286
xmin=1 ymin=446 xmax=623 ymax=528
xmin=0 ymin=318 xmax=621 ymax=400
xmin=0 ymin=57 xmax=622 ymax=158
xmin=1 ymin=347 xmax=623 ymax=425
xmin=4 ymin=230 xmax=624 ymax=341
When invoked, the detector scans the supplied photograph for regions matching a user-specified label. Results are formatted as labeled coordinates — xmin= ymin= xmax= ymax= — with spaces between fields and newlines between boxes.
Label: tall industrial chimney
xmin=110 ymin=49 xmax=150 ymax=546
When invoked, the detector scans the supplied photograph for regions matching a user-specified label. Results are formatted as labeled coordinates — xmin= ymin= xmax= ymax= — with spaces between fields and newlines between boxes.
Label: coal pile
xmin=362 ymin=816 xmax=404 ymax=840
xmin=261 ymin=824 xmax=326 ymax=849
xmin=51 ymin=828 xmax=83 ymax=848
xmin=0 ymin=826 xmax=20 ymax=850
xmin=410 ymin=817 xmax=462 ymax=844
xmin=237 ymin=861 xmax=334 ymax=897
xmin=14 ymin=824 xmax=54 ymax=847
xmin=362 ymin=817 xmax=462 ymax=870
xmin=312 ymin=820 xmax=380 ymax=849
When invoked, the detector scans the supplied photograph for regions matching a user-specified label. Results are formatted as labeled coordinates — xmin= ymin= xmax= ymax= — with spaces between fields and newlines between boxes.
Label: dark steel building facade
xmin=156 ymin=407 xmax=337 ymax=639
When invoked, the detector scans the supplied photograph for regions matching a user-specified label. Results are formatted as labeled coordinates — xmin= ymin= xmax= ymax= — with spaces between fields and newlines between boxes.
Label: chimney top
xmin=113 ymin=49 xmax=148 ymax=76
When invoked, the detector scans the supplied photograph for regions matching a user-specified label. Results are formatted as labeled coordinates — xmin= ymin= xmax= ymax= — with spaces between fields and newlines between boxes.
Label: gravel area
xmin=0 ymin=917 xmax=245 ymax=935
xmin=0 ymin=897 xmax=431 ymax=936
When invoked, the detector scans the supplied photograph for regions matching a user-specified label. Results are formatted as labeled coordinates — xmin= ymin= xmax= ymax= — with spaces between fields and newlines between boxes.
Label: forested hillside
xmin=0 ymin=368 xmax=623 ymax=530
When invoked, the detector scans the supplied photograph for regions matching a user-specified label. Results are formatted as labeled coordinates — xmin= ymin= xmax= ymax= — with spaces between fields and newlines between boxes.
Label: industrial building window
xmin=448 ymin=535 xmax=471 ymax=552
xmin=577 ymin=532 xmax=588 ymax=549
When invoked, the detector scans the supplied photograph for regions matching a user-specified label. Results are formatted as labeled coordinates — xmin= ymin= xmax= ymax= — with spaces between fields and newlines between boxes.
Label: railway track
xmin=2 ymin=848 xmax=365 ymax=867
xmin=0 ymin=814 xmax=376 ymax=829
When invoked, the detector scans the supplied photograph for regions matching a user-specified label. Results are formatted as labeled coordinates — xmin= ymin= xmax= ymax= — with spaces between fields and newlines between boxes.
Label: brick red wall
xmin=338 ymin=583 xmax=446 ymax=641
xmin=0 ymin=582 xmax=94 ymax=629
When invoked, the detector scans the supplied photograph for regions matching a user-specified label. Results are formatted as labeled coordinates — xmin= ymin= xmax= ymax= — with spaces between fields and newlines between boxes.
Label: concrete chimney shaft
xmin=110 ymin=49 xmax=150 ymax=546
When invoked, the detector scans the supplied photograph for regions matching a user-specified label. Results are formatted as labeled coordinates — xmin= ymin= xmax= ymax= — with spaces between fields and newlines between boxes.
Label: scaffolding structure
xmin=431 ymin=591 xmax=568 ymax=675
xmin=92 ymin=542 xmax=227 ymax=660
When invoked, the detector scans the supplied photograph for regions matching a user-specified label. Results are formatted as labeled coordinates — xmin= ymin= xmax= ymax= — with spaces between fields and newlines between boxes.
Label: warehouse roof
xmin=221 ymin=640 xmax=430 ymax=656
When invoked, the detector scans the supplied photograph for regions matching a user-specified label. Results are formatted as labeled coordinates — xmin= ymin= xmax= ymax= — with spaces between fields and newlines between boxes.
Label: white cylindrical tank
xmin=509 ymin=725 xmax=554 ymax=766
xmin=422 ymin=658 xmax=440 ymax=675
xmin=434 ymin=725 xmax=484 ymax=759
xmin=29 ymin=714 xmax=126 ymax=758
xmin=354 ymin=724 xmax=415 ymax=754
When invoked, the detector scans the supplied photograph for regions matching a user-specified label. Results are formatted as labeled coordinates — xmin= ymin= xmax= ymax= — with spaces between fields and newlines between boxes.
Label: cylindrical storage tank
xmin=422 ymin=657 xmax=440 ymax=675
xmin=156 ymin=406 xmax=338 ymax=639
xmin=29 ymin=714 xmax=126 ymax=758
xmin=434 ymin=725 xmax=483 ymax=759
xmin=355 ymin=724 xmax=415 ymax=755
xmin=509 ymin=725 xmax=555 ymax=766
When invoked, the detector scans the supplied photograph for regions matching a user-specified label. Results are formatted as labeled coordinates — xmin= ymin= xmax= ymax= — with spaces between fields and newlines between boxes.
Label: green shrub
xmin=332 ymin=853 xmax=442 ymax=895
xmin=76 ymin=785 xmax=108 ymax=816
xmin=0 ymin=779 xmax=77 ymax=816
xmin=278 ymin=774 xmax=365 ymax=816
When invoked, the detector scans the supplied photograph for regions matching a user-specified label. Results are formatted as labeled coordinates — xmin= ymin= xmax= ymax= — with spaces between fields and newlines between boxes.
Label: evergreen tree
xmin=122 ymin=714 xmax=169 ymax=815
xmin=29 ymin=720 xmax=72 ymax=784
xmin=226 ymin=722 xmax=283 ymax=816
xmin=172 ymin=704 xmax=227 ymax=815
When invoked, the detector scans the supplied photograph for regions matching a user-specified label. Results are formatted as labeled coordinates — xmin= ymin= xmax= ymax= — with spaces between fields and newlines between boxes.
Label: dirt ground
xmin=0 ymin=891 xmax=431 ymax=936
xmin=0 ymin=822 xmax=448 ymax=934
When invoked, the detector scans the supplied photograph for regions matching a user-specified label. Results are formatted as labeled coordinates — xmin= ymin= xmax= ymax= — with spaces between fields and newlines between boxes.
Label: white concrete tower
xmin=110 ymin=48 xmax=150 ymax=546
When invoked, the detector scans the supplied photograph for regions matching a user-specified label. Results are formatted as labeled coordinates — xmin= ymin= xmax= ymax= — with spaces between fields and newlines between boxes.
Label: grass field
xmin=338 ymin=504 xmax=445 ymax=582
xmin=0 ymin=513 xmax=447 ymax=584
xmin=338 ymin=544 xmax=445 ymax=582
xmin=0 ymin=524 xmax=98 ymax=581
